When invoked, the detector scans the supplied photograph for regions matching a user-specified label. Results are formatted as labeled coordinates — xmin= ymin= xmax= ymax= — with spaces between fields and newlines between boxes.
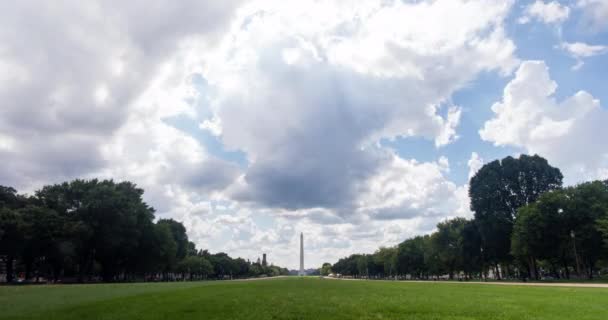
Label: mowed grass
xmin=2 ymin=278 xmax=608 ymax=320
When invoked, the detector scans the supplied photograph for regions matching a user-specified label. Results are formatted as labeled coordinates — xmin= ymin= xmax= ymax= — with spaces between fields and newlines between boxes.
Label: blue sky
xmin=1 ymin=0 xmax=608 ymax=268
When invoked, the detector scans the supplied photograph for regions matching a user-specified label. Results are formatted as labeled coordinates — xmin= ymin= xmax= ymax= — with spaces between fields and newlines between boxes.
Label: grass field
xmin=2 ymin=277 xmax=608 ymax=320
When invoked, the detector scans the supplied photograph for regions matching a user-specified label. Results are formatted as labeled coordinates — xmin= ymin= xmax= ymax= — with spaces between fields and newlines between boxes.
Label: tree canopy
xmin=469 ymin=154 xmax=563 ymax=276
xmin=333 ymin=154 xmax=608 ymax=281
xmin=1 ymin=179 xmax=288 ymax=283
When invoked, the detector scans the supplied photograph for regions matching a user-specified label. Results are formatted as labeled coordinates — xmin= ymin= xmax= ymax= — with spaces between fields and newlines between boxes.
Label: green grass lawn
xmin=2 ymin=277 xmax=608 ymax=320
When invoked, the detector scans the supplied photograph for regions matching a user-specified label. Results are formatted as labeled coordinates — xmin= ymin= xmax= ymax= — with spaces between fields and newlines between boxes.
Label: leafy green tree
xmin=199 ymin=257 xmax=214 ymax=279
xmin=332 ymin=254 xmax=363 ymax=276
xmin=433 ymin=218 xmax=468 ymax=279
xmin=155 ymin=222 xmax=178 ymax=279
xmin=177 ymin=256 xmax=213 ymax=280
xmin=598 ymin=215 xmax=608 ymax=248
xmin=373 ymin=247 xmax=397 ymax=277
xmin=210 ymin=252 xmax=236 ymax=278
xmin=396 ymin=236 xmax=427 ymax=278
xmin=461 ymin=220 xmax=482 ymax=279
xmin=564 ymin=181 xmax=608 ymax=278
xmin=1 ymin=180 xmax=291 ymax=283
xmin=249 ymin=263 xmax=262 ymax=276
xmin=20 ymin=205 xmax=64 ymax=281
xmin=356 ymin=255 xmax=370 ymax=277
xmin=0 ymin=208 xmax=25 ymax=283
xmin=0 ymin=186 xmax=21 ymax=208
xmin=320 ymin=262 xmax=332 ymax=276
xmin=157 ymin=219 xmax=189 ymax=261
xmin=512 ymin=190 xmax=569 ymax=279
xmin=423 ymin=234 xmax=444 ymax=279
xmin=469 ymin=154 xmax=562 ymax=277
xmin=233 ymin=258 xmax=250 ymax=278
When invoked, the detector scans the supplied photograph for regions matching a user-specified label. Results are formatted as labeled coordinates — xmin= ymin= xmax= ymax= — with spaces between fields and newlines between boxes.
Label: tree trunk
xmin=550 ymin=262 xmax=559 ymax=279
xmin=533 ymin=259 xmax=540 ymax=280
xmin=562 ymin=259 xmax=570 ymax=280
xmin=24 ymin=258 xmax=33 ymax=281
xmin=6 ymin=255 xmax=14 ymax=283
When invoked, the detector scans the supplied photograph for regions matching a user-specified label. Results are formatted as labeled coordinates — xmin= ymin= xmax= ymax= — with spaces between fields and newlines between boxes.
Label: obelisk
xmin=299 ymin=232 xmax=304 ymax=276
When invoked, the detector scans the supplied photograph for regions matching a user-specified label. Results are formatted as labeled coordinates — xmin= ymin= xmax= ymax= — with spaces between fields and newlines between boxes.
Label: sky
xmin=1 ymin=0 xmax=607 ymax=269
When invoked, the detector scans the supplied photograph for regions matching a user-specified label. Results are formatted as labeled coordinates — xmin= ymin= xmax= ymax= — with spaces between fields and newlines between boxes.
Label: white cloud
xmin=0 ymin=0 xmax=522 ymax=269
xmin=480 ymin=60 xmax=608 ymax=184
xmin=0 ymin=134 xmax=16 ymax=152
xmin=357 ymin=153 xmax=470 ymax=221
xmin=0 ymin=0 xmax=246 ymax=258
xmin=0 ymin=0 xmax=243 ymax=191
xmin=576 ymin=0 xmax=608 ymax=31
xmin=519 ymin=1 xmax=570 ymax=25
xmin=200 ymin=117 xmax=223 ymax=136
xmin=185 ymin=0 xmax=514 ymax=267
xmin=200 ymin=0 xmax=517 ymax=213
xmin=467 ymin=152 xmax=484 ymax=181
xmin=559 ymin=41 xmax=608 ymax=70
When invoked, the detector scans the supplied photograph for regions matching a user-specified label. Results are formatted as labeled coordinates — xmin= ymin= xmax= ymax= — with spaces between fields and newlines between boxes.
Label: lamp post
xmin=570 ymin=230 xmax=581 ymax=278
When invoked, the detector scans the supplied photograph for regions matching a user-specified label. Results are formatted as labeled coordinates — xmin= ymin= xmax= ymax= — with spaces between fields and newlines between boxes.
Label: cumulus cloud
xmin=201 ymin=0 xmax=517 ymax=213
xmin=480 ymin=60 xmax=608 ymax=183
xmin=0 ymin=0 xmax=522 ymax=268
xmin=0 ymin=0 xmax=243 ymax=191
xmin=559 ymin=41 xmax=608 ymax=70
xmin=0 ymin=0 xmax=251 ymax=261
xmin=519 ymin=1 xmax=570 ymax=25
xmin=467 ymin=152 xmax=485 ymax=181
xmin=357 ymin=153 xmax=469 ymax=221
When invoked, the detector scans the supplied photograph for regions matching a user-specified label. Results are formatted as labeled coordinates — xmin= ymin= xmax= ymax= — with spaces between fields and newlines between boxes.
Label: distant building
xmin=299 ymin=232 xmax=305 ymax=276
xmin=262 ymin=253 xmax=267 ymax=267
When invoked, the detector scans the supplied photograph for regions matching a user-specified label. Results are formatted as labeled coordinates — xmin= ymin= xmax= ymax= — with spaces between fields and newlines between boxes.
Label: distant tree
xmin=157 ymin=219 xmax=189 ymax=261
xmin=423 ymin=235 xmax=444 ymax=279
xmin=233 ymin=258 xmax=250 ymax=278
xmin=249 ymin=263 xmax=262 ymax=277
xmin=0 ymin=186 xmax=20 ymax=208
xmin=461 ymin=220 xmax=482 ymax=279
xmin=199 ymin=257 xmax=214 ymax=279
xmin=177 ymin=256 xmax=213 ymax=280
xmin=332 ymin=254 xmax=363 ymax=277
xmin=469 ymin=154 xmax=562 ymax=278
xmin=0 ymin=208 xmax=25 ymax=283
xmin=564 ymin=181 xmax=608 ymax=278
xmin=320 ymin=262 xmax=332 ymax=276
xmin=210 ymin=252 xmax=236 ymax=278
xmin=356 ymin=255 xmax=370 ymax=277
xmin=20 ymin=205 xmax=63 ymax=281
xmin=396 ymin=236 xmax=427 ymax=279
xmin=155 ymin=222 xmax=178 ymax=280
xmin=373 ymin=247 xmax=397 ymax=277
xmin=433 ymin=218 xmax=468 ymax=280
xmin=187 ymin=241 xmax=197 ymax=256
xmin=0 ymin=180 xmax=290 ymax=283
xmin=512 ymin=190 xmax=569 ymax=280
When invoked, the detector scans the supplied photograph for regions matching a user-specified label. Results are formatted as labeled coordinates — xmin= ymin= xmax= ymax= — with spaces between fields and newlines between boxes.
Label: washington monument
xmin=299 ymin=232 xmax=304 ymax=276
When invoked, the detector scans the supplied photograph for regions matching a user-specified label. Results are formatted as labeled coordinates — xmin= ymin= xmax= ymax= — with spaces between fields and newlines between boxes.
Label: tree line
xmin=329 ymin=155 xmax=608 ymax=281
xmin=0 ymin=179 xmax=288 ymax=283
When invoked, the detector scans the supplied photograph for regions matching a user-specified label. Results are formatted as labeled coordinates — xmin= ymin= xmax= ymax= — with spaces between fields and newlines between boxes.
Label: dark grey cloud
xmin=175 ymin=157 xmax=241 ymax=193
